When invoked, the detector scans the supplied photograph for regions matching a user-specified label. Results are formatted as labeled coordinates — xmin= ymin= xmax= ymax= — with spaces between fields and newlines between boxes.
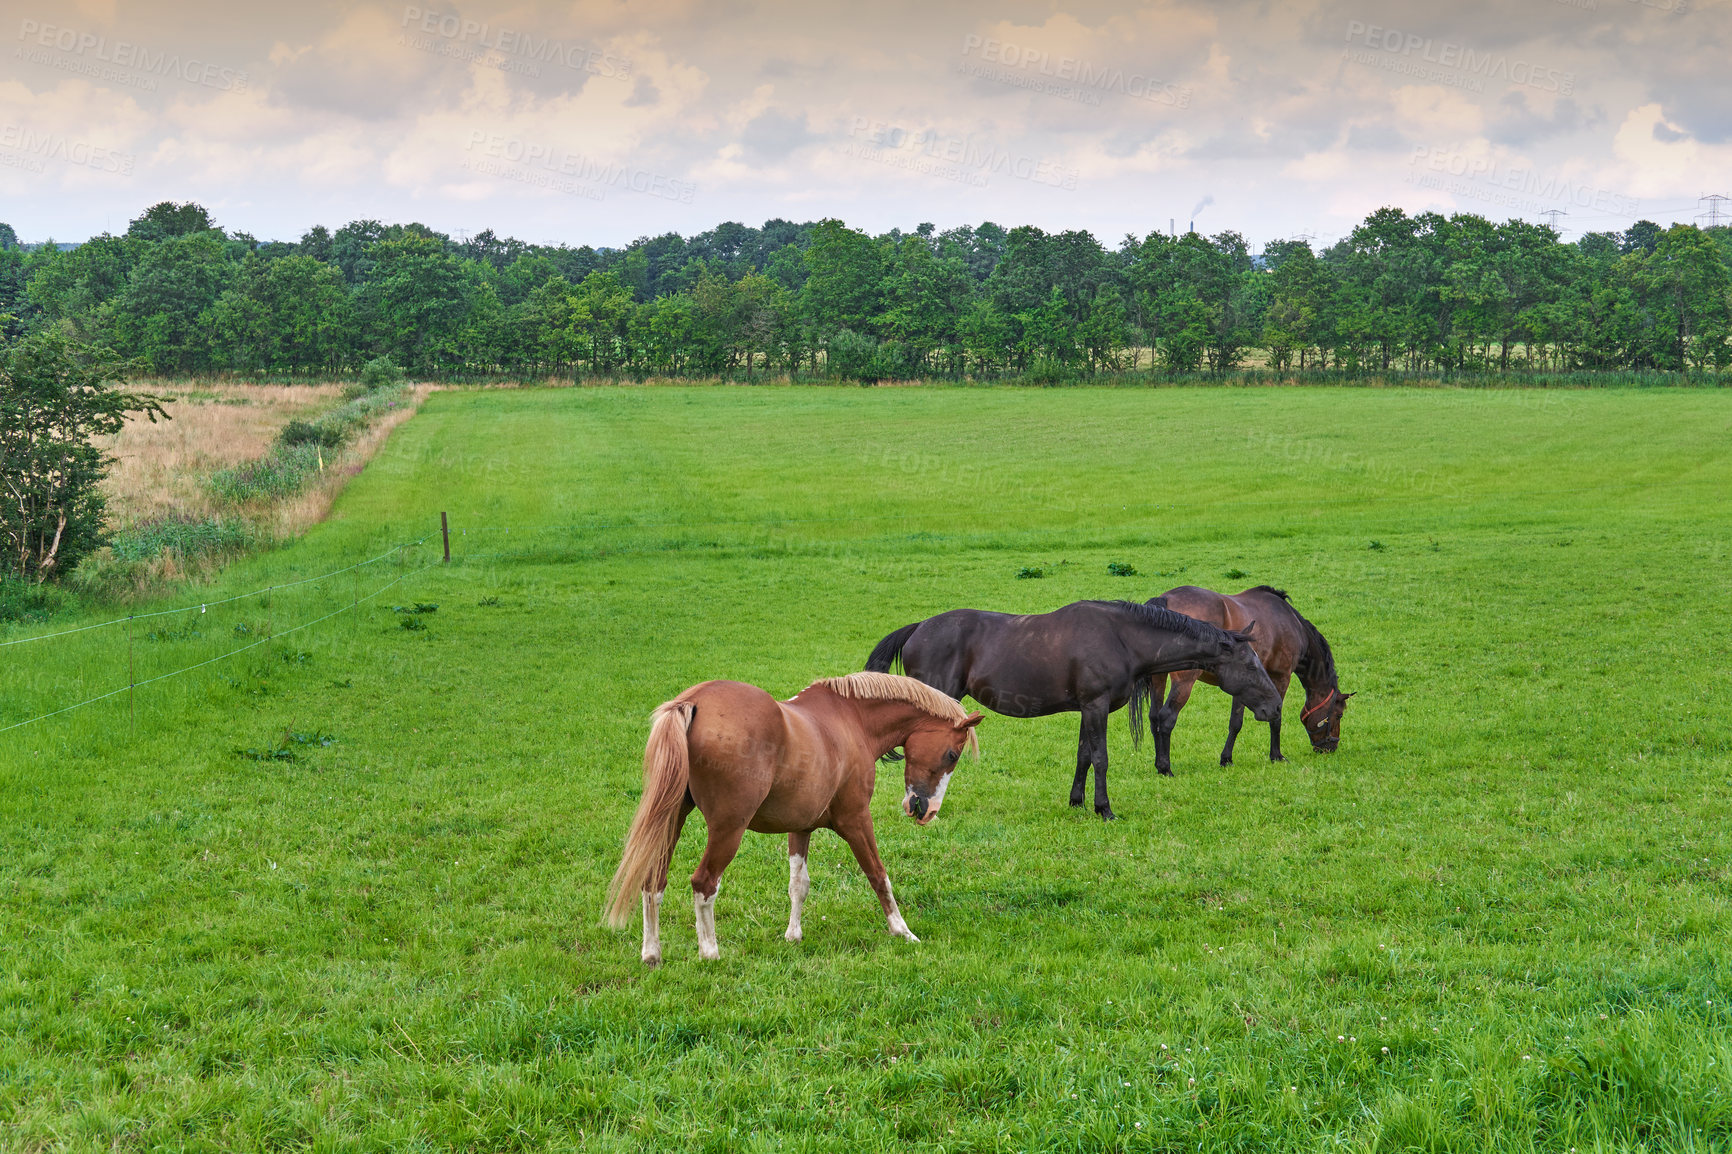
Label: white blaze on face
xmin=927 ymin=770 xmax=954 ymax=815
xmin=904 ymin=769 xmax=955 ymax=824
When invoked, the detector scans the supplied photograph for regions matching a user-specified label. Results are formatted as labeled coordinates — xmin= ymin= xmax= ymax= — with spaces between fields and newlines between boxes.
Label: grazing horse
xmin=1151 ymin=585 xmax=1353 ymax=773
xmin=605 ymin=672 xmax=983 ymax=964
xmin=865 ymin=600 xmax=1281 ymax=820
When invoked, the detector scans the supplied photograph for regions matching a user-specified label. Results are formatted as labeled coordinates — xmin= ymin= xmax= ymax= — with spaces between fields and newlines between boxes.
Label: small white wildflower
xmin=1188 ymin=1077 xmax=1196 ymax=1086
xmin=1381 ymin=1047 xmax=1389 ymax=1054
xmin=1337 ymin=1035 xmax=1345 ymax=1042
xmin=1522 ymin=1055 xmax=1532 ymax=1061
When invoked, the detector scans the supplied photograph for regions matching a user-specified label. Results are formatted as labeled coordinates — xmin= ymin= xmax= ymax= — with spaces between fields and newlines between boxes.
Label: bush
xmin=0 ymin=576 xmax=63 ymax=624
xmin=208 ymin=442 xmax=322 ymax=504
xmin=824 ymin=329 xmax=888 ymax=383
xmin=279 ymin=418 xmax=347 ymax=448
xmin=109 ymin=514 xmax=252 ymax=562
xmin=359 ymin=355 xmax=405 ymax=391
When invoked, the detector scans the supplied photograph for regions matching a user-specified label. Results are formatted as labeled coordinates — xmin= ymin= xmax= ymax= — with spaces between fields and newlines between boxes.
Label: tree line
xmin=3 ymin=201 xmax=1731 ymax=380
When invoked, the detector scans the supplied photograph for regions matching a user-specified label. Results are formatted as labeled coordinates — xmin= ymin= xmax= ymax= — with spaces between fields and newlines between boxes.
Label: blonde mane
xmin=810 ymin=672 xmax=980 ymax=754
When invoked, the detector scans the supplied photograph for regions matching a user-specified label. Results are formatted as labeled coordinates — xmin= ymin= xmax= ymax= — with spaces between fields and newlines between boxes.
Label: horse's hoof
xmin=1158 ymin=767 xmax=1175 ymax=777
xmin=784 ymin=929 xmax=802 ymax=943
xmin=1096 ymin=808 xmax=1117 ymax=821
xmin=1220 ymin=756 xmax=1234 ymax=767
xmin=1069 ymin=796 xmax=1085 ymax=808
xmin=1271 ymin=755 xmax=1287 ymax=763
xmin=641 ymin=953 xmax=661 ymax=967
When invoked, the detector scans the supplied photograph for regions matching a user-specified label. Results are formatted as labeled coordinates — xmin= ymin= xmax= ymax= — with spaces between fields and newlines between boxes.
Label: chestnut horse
xmin=605 ymin=672 xmax=983 ymax=964
xmin=1151 ymin=585 xmax=1352 ymax=773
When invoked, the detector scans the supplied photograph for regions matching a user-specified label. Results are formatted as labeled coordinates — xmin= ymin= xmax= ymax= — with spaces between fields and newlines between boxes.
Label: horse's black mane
xmin=1243 ymin=586 xmax=1335 ymax=689
xmin=1292 ymin=607 xmax=1338 ymax=690
xmin=1096 ymin=599 xmax=1221 ymax=642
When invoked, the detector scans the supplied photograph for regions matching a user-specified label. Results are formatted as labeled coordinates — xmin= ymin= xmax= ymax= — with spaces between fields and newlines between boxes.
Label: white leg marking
xmin=640 ymin=889 xmax=665 ymax=966
xmin=883 ymin=878 xmax=919 ymax=943
xmin=694 ymin=884 xmax=720 ymax=960
xmin=785 ymin=853 xmax=810 ymax=942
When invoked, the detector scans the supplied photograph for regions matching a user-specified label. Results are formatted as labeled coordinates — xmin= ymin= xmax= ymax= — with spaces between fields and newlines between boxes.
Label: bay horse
xmin=864 ymin=600 xmax=1281 ymax=820
xmin=605 ymin=672 xmax=983 ymax=964
xmin=1151 ymin=585 xmax=1352 ymax=773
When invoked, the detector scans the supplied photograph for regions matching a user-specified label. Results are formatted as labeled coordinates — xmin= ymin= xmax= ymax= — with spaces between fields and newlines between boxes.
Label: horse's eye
xmin=945 ymin=749 xmax=959 ymax=763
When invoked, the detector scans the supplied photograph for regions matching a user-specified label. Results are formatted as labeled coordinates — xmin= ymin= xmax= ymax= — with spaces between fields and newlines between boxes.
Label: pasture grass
xmin=3 ymin=385 xmax=1731 ymax=1152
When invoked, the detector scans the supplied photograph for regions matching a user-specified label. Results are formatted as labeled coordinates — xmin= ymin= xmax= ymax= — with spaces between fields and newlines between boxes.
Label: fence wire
xmin=1 ymin=558 xmax=435 ymax=735
xmin=0 ymin=539 xmax=427 ymax=649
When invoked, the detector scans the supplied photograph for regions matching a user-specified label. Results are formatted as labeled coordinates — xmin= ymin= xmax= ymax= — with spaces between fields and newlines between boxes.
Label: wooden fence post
xmin=441 ymin=512 xmax=451 ymax=563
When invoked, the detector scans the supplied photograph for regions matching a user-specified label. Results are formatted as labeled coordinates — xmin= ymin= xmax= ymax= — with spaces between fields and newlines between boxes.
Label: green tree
xmin=802 ymin=220 xmax=884 ymax=336
xmin=110 ymin=231 xmax=235 ymax=372
xmin=1645 ymin=224 xmax=1732 ymax=370
xmin=126 ymin=201 xmax=216 ymax=242
xmin=356 ymin=233 xmax=480 ymax=373
xmin=0 ymin=332 xmax=165 ymax=581
xmin=881 ymin=236 xmax=970 ymax=376
xmin=207 ymin=255 xmax=354 ymax=375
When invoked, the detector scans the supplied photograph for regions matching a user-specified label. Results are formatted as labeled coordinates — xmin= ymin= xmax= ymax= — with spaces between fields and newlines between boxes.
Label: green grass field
xmin=4 ymin=385 xmax=1731 ymax=1152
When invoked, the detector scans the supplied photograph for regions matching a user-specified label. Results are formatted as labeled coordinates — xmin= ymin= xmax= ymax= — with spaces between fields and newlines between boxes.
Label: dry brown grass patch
xmin=96 ymin=383 xmax=341 ymax=527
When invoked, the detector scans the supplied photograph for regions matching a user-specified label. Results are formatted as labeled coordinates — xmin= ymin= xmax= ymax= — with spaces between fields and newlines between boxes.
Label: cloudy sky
xmin=1 ymin=0 xmax=1727 ymax=249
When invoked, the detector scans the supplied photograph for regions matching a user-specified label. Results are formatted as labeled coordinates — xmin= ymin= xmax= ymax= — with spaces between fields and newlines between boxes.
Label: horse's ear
xmin=959 ymin=712 xmax=985 ymax=729
xmin=1234 ymin=619 xmax=1258 ymax=640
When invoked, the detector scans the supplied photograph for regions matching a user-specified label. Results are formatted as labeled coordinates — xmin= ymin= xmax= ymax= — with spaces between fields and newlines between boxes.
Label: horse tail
xmin=865 ymin=621 xmax=922 ymax=673
xmin=1127 ymin=673 xmax=1155 ymax=750
xmin=605 ymin=699 xmax=695 ymax=929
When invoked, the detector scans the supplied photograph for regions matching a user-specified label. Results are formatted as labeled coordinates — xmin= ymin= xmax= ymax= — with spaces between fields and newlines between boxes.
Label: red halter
xmin=1301 ymin=689 xmax=1336 ymax=723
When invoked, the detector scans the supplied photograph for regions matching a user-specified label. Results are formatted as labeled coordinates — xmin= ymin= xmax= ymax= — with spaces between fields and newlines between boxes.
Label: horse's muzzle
xmin=903 ymin=790 xmax=935 ymax=824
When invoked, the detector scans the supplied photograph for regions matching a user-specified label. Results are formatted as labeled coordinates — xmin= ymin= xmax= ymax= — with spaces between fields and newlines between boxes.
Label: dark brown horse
xmin=865 ymin=600 xmax=1281 ymax=819
xmin=1151 ymin=585 xmax=1352 ymax=773
xmin=605 ymin=672 xmax=983 ymax=964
